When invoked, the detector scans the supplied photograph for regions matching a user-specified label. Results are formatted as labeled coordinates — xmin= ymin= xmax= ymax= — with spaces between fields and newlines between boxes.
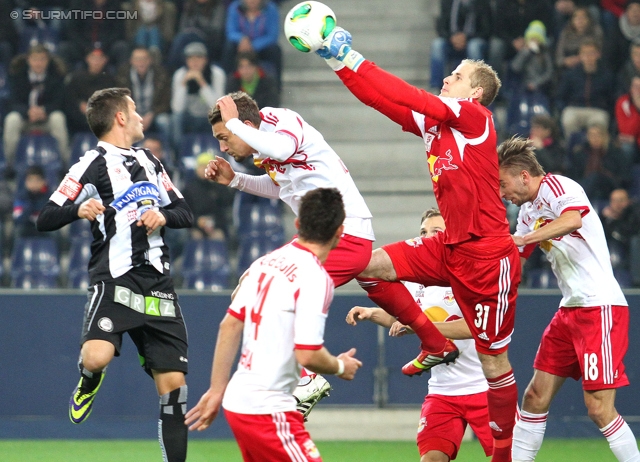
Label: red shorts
xmin=323 ymin=234 xmax=372 ymax=287
xmin=417 ymin=392 xmax=493 ymax=459
xmin=534 ymin=305 xmax=630 ymax=390
xmin=383 ymin=233 xmax=521 ymax=355
xmin=224 ymin=409 xmax=322 ymax=462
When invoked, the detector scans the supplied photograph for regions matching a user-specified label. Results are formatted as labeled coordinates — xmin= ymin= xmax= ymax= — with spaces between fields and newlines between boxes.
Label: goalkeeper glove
xmin=321 ymin=27 xmax=365 ymax=71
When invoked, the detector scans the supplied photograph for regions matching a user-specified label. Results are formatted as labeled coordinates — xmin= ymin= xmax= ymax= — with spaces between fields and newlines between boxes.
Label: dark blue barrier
xmin=0 ymin=290 xmax=639 ymax=439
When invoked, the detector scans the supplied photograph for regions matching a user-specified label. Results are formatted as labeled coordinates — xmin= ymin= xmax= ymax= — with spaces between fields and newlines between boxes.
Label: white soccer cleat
xmin=293 ymin=373 xmax=332 ymax=421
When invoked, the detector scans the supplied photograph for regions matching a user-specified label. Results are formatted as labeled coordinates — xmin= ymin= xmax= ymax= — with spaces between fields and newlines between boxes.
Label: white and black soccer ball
xmin=284 ymin=1 xmax=337 ymax=53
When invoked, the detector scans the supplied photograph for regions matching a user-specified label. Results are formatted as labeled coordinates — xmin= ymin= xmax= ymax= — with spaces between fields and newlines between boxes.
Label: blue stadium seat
xmin=69 ymin=132 xmax=98 ymax=165
xmin=629 ymin=164 xmax=640 ymax=200
xmin=506 ymin=90 xmax=551 ymax=137
xmin=525 ymin=268 xmax=558 ymax=289
xmin=234 ymin=192 xmax=285 ymax=238
xmin=0 ymin=63 xmax=8 ymax=130
xmin=178 ymin=133 xmax=221 ymax=173
xmin=69 ymin=219 xmax=93 ymax=242
xmin=181 ymin=239 xmax=231 ymax=290
xmin=630 ymin=235 xmax=640 ymax=287
xmin=18 ymin=26 xmax=60 ymax=53
xmin=590 ymin=198 xmax=609 ymax=216
xmin=67 ymin=238 xmax=92 ymax=289
xmin=11 ymin=237 xmax=60 ymax=288
xmin=14 ymin=134 xmax=63 ymax=174
xmin=237 ymin=233 xmax=285 ymax=275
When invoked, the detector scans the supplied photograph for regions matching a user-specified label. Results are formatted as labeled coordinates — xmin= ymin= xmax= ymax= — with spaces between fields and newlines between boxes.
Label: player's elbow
xmin=294 ymin=349 xmax=319 ymax=369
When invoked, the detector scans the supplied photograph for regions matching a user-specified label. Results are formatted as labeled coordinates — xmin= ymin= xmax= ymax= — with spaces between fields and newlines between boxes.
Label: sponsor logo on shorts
xmin=150 ymin=290 xmax=175 ymax=300
xmin=303 ymin=440 xmax=320 ymax=459
xmin=179 ymin=356 xmax=188 ymax=363
xmin=478 ymin=332 xmax=489 ymax=341
xmin=98 ymin=317 xmax=114 ymax=332
xmin=114 ymin=285 xmax=176 ymax=317
xmin=417 ymin=417 xmax=427 ymax=433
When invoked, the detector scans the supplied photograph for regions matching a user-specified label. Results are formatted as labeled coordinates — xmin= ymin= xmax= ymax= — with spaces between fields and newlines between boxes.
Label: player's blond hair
xmin=421 ymin=208 xmax=441 ymax=223
xmin=463 ymin=59 xmax=502 ymax=106
xmin=498 ymin=136 xmax=546 ymax=177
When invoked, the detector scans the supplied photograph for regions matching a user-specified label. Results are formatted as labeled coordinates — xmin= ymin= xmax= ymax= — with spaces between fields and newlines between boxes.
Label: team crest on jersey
xmin=404 ymin=237 xmax=424 ymax=248
xmin=424 ymin=133 xmax=435 ymax=152
xmin=417 ymin=417 xmax=427 ymax=433
xmin=303 ymin=440 xmax=320 ymax=459
xmin=427 ymin=149 xmax=458 ymax=182
xmin=443 ymin=290 xmax=455 ymax=306
xmin=145 ymin=161 xmax=156 ymax=177
xmin=110 ymin=166 xmax=130 ymax=183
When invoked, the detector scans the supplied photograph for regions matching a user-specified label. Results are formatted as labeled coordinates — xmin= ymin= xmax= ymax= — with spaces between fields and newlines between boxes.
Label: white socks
xmin=601 ymin=415 xmax=640 ymax=462
xmin=512 ymin=410 xmax=548 ymax=461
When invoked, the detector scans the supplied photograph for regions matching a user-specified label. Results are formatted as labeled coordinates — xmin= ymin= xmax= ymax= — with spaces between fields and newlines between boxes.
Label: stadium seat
xmin=181 ymin=239 xmax=231 ymax=290
xmin=525 ymin=268 xmax=558 ymax=289
xmin=69 ymin=219 xmax=93 ymax=242
xmin=178 ymin=133 xmax=221 ymax=173
xmin=18 ymin=26 xmax=60 ymax=53
xmin=69 ymin=132 xmax=98 ymax=165
xmin=0 ymin=63 xmax=8 ymax=132
xmin=630 ymin=235 xmax=640 ymax=287
xmin=234 ymin=192 xmax=285 ymax=238
xmin=629 ymin=164 xmax=640 ymax=200
xmin=14 ymin=134 xmax=63 ymax=174
xmin=590 ymin=199 xmax=609 ymax=216
xmin=10 ymin=237 xmax=60 ymax=288
xmin=67 ymin=237 xmax=92 ymax=289
xmin=506 ymin=89 xmax=551 ymax=137
xmin=237 ymin=233 xmax=285 ymax=275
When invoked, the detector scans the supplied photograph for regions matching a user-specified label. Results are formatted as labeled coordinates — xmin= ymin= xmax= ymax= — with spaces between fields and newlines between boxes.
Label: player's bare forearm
xmin=516 ymin=210 xmax=582 ymax=246
xmin=433 ymin=319 xmax=472 ymax=340
xmin=346 ymin=306 xmax=395 ymax=328
xmin=295 ymin=347 xmax=362 ymax=380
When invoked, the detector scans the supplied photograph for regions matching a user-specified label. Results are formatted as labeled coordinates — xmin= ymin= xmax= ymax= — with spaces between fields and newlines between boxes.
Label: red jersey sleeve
xmin=336 ymin=65 xmax=422 ymax=136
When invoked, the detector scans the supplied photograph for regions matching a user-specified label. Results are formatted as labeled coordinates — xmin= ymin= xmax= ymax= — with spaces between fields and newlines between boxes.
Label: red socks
xmin=357 ymin=278 xmax=447 ymax=351
xmin=486 ymin=370 xmax=518 ymax=462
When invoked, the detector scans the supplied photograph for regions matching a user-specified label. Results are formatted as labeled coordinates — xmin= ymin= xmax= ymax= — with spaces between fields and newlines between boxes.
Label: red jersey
xmin=615 ymin=93 xmax=640 ymax=148
xmin=336 ymin=61 xmax=510 ymax=244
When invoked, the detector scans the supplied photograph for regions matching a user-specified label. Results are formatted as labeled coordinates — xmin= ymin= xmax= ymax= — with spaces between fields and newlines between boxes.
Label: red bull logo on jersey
xmin=443 ymin=290 xmax=455 ymax=306
xmin=427 ymin=149 xmax=458 ymax=182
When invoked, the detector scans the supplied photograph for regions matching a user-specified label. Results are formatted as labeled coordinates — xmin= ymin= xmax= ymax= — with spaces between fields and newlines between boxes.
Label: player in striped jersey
xmin=37 ymin=88 xmax=193 ymax=462
xmin=498 ymin=137 xmax=640 ymax=462
xmin=185 ymin=188 xmax=362 ymax=461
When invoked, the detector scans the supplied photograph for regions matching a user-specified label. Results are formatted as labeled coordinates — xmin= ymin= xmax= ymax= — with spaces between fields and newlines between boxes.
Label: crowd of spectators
xmin=0 ymin=0 xmax=284 ymax=288
xmin=434 ymin=0 xmax=640 ymax=287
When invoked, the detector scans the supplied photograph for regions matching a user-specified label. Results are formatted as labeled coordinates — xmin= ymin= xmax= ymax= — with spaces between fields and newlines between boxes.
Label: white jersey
xmin=222 ymin=240 xmax=334 ymax=415
xmin=226 ymin=107 xmax=374 ymax=241
xmin=404 ymin=282 xmax=488 ymax=396
xmin=515 ymin=174 xmax=627 ymax=308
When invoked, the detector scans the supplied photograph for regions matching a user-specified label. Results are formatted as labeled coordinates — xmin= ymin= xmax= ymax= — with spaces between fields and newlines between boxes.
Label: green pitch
xmin=0 ymin=439 xmax=621 ymax=461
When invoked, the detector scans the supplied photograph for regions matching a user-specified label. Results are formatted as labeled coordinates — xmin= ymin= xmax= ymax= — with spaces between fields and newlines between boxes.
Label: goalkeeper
xmin=315 ymin=28 xmax=521 ymax=462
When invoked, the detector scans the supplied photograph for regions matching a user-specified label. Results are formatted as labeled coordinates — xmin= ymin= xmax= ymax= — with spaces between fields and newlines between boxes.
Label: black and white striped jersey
xmin=38 ymin=141 xmax=193 ymax=284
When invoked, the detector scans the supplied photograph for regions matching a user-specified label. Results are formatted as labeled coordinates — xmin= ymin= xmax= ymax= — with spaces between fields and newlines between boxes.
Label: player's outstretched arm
xmin=185 ymin=314 xmax=243 ymax=431
xmin=317 ymin=27 xmax=364 ymax=72
xmin=346 ymin=306 xmax=396 ymax=328
xmin=295 ymin=347 xmax=362 ymax=381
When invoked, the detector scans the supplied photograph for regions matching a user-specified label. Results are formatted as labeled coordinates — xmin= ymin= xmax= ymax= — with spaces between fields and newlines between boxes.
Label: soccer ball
xmin=284 ymin=1 xmax=337 ymax=53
